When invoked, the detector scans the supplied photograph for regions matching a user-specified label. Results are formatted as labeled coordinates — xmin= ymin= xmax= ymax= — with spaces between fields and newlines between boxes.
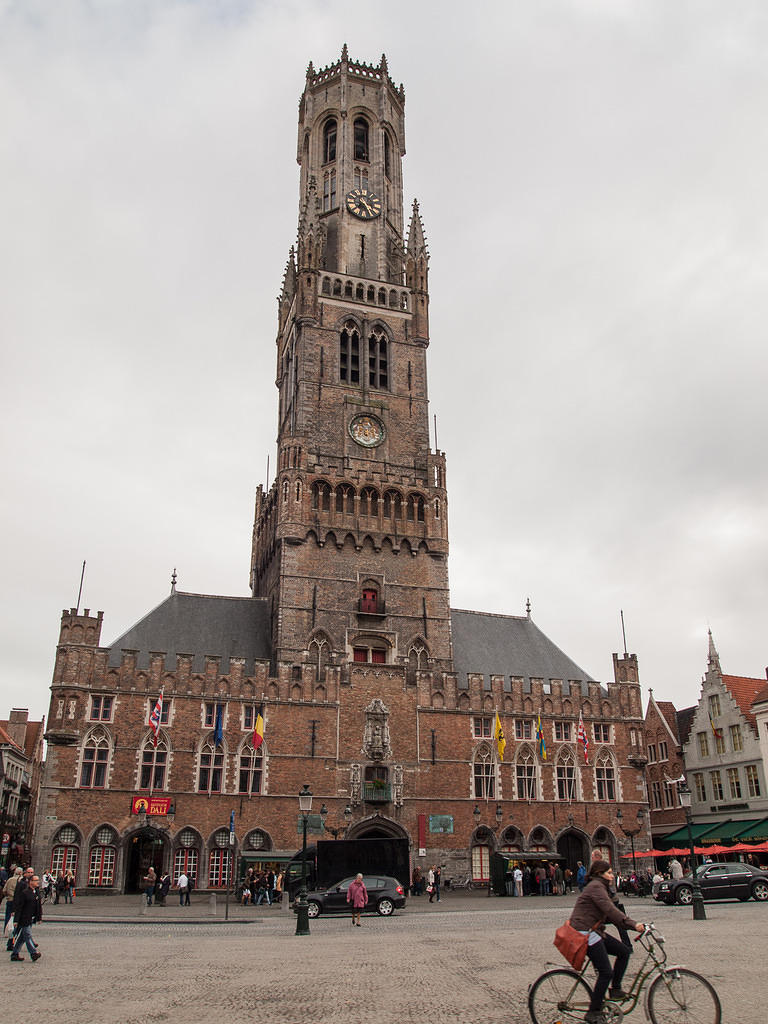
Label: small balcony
xmin=357 ymin=598 xmax=386 ymax=618
xmin=362 ymin=781 xmax=391 ymax=803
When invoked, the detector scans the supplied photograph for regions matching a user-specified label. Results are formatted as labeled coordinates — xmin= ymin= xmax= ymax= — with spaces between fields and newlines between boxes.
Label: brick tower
xmin=250 ymin=46 xmax=452 ymax=679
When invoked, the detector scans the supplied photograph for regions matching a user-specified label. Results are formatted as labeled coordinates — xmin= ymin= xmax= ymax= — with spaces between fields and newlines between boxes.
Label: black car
xmin=655 ymin=861 xmax=768 ymax=905
xmin=300 ymin=875 xmax=406 ymax=918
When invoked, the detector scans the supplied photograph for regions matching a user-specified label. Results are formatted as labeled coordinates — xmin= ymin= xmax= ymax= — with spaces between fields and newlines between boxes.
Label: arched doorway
xmin=125 ymin=827 xmax=167 ymax=894
xmin=556 ymin=828 xmax=589 ymax=873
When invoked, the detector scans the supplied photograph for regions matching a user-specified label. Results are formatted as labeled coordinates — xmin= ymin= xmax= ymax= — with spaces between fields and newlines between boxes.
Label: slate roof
xmin=450 ymin=609 xmax=596 ymax=693
xmin=107 ymin=591 xmax=272 ymax=674
xmin=676 ymin=706 xmax=696 ymax=747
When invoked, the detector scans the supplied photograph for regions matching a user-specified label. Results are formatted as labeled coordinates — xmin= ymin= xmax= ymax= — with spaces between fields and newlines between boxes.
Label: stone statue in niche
xmin=349 ymin=763 xmax=361 ymax=805
xmin=363 ymin=698 xmax=391 ymax=761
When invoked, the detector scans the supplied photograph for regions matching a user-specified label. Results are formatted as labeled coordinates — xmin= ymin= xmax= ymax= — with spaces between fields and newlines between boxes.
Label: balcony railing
xmin=357 ymin=599 xmax=385 ymax=616
xmin=362 ymin=782 xmax=391 ymax=803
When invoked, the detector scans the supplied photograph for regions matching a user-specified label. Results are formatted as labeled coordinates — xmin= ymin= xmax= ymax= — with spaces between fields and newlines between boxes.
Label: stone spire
xmin=406 ymin=199 xmax=429 ymax=261
xmin=707 ymin=629 xmax=722 ymax=674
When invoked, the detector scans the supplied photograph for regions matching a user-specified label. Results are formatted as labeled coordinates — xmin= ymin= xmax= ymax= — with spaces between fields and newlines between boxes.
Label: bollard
xmin=139 ymin=895 xmax=148 ymax=917
xmin=209 ymin=892 xmax=217 ymax=916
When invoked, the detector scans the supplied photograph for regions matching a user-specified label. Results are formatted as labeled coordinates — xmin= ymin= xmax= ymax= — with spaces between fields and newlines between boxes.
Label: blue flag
xmin=214 ymin=703 xmax=223 ymax=747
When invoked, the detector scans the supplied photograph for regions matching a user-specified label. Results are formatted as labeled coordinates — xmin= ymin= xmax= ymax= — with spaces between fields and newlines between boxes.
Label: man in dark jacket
xmin=6 ymin=866 xmax=33 ymax=952
xmin=10 ymin=873 xmax=42 ymax=962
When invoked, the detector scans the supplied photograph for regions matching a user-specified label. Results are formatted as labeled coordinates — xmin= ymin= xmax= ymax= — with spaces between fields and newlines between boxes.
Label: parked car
xmin=654 ymin=861 xmax=768 ymax=905
xmin=298 ymin=875 xmax=406 ymax=918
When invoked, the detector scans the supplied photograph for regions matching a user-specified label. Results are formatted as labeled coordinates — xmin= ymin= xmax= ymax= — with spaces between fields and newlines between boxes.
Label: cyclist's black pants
xmin=586 ymin=933 xmax=631 ymax=1011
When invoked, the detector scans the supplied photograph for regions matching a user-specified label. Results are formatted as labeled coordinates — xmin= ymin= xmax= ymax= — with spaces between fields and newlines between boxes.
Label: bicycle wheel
xmin=528 ymin=969 xmax=593 ymax=1024
xmin=647 ymin=968 xmax=721 ymax=1024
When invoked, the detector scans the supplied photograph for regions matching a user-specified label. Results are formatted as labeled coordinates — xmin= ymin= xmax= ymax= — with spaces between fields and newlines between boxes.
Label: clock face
xmin=345 ymin=188 xmax=382 ymax=220
xmin=349 ymin=414 xmax=386 ymax=448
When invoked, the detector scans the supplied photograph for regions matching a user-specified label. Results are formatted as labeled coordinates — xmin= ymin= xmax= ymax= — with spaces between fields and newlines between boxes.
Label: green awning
xmin=733 ymin=817 xmax=768 ymax=842
xmin=659 ymin=821 xmax=724 ymax=844
xmin=698 ymin=818 xmax=762 ymax=843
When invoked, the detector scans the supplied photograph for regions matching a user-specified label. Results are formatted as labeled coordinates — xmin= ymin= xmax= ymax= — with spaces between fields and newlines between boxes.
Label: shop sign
xmin=131 ymin=796 xmax=172 ymax=816
xmin=429 ymin=815 xmax=454 ymax=834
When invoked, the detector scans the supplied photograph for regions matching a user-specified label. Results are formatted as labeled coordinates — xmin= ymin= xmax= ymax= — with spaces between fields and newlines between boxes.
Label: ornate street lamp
xmin=676 ymin=781 xmax=706 ymax=920
xmin=616 ymin=807 xmax=644 ymax=878
xmin=295 ymin=784 xmax=313 ymax=936
xmin=320 ymin=802 xmax=352 ymax=840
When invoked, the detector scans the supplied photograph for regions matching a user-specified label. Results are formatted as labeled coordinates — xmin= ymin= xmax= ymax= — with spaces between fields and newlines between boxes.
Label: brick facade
xmin=34 ymin=49 xmax=649 ymax=892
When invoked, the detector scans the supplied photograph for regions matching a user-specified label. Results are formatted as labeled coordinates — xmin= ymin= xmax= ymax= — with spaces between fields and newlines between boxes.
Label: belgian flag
xmin=253 ymin=704 xmax=265 ymax=750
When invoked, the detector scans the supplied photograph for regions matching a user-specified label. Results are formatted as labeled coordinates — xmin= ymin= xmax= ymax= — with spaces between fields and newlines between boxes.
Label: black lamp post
xmin=616 ymin=807 xmax=644 ymax=878
xmin=295 ymin=784 xmax=313 ymax=936
xmin=677 ymin=781 xmax=707 ymax=921
xmin=319 ymin=802 xmax=353 ymax=840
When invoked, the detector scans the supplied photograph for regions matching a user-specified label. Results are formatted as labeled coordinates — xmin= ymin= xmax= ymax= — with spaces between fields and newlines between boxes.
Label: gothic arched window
xmin=384 ymin=131 xmax=392 ymax=179
xmin=353 ymin=117 xmax=369 ymax=161
xmin=323 ymin=118 xmax=337 ymax=163
xmin=198 ymin=741 xmax=224 ymax=794
xmin=80 ymin=728 xmax=111 ymax=789
xmin=515 ymin=747 xmax=538 ymax=800
xmin=140 ymin=734 xmax=169 ymax=790
xmin=595 ymin=750 xmax=618 ymax=801
xmin=340 ymin=323 xmax=360 ymax=384
xmin=311 ymin=481 xmax=331 ymax=512
xmin=472 ymin=742 xmax=497 ymax=799
xmin=556 ymin=747 xmax=578 ymax=801
xmin=368 ymin=326 xmax=388 ymax=389
xmin=238 ymin=740 xmax=264 ymax=795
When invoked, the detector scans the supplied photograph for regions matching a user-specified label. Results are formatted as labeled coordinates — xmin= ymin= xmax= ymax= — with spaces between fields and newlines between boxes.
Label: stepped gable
xmin=450 ymin=608 xmax=595 ymax=693
xmin=107 ymin=590 xmax=271 ymax=674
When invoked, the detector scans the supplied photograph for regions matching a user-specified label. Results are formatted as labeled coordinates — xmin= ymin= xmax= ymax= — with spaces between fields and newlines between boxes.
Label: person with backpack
xmin=576 ymin=861 xmax=587 ymax=891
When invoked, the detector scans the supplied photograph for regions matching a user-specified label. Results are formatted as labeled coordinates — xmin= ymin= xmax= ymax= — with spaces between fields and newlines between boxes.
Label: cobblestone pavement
xmin=15 ymin=892 xmax=763 ymax=1023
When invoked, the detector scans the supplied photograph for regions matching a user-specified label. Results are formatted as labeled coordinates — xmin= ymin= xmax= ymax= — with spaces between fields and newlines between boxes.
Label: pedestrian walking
xmin=143 ymin=866 xmax=157 ymax=906
xmin=427 ymin=865 xmax=436 ymax=902
xmin=346 ymin=873 xmax=367 ymax=926
xmin=10 ymin=873 xmax=42 ymax=962
xmin=176 ymin=871 xmax=189 ymax=906
xmin=3 ymin=868 xmax=22 ymax=932
xmin=576 ymin=861 xmax=586 ymax=891
xmin=513 ymin=865 xmax=523 ymax=897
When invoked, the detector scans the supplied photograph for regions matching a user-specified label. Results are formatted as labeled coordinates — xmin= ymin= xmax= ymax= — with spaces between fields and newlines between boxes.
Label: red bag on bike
xmin=554 ymin=920 xmax=589 ymax=970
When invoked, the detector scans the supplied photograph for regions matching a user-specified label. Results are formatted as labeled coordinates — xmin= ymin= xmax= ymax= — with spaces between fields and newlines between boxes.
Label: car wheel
xmin=376 ymin=898 xmax=394 ymax=916
xmin=307 ymin=900 xmax=321 ymax=918
xmin=675 ymin=885 xmax=694 ymax=905
xmin=751 ymin=881 xmax=768 ymax=901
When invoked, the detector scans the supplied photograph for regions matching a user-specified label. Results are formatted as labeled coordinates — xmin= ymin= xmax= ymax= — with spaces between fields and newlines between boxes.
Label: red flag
xmin=253 ymin=704 xmax=265 ymax=750
xmin=149 ymin=691 xmax=163 ymax=747
xmin=577 ymin=709 xmax=589 ymax=763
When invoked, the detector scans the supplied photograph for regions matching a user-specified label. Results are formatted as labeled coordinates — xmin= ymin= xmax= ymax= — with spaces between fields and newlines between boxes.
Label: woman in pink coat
xmin=346 ymin=873 xmax=368 ymax=926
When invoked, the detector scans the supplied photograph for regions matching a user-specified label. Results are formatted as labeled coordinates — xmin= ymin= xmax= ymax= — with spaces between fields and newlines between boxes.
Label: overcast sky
xmin=2 ymin=0 xmax=767 ymax=726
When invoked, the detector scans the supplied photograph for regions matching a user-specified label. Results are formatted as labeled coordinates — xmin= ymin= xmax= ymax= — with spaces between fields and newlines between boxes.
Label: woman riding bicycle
xmin=570 ymin=859 xmax=644 ymax=1023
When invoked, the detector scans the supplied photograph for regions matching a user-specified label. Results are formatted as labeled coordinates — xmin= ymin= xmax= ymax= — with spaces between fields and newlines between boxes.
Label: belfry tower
xmin=250 ymin=47 xmax=452 ymax=680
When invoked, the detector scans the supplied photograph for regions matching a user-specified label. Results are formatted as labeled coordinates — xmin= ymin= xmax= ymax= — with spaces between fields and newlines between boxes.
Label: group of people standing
xmin=240 ymin=867 xmax=283 ymax=905
xmin=142 ymin=866 xmax=194 ymax=906
xmin=410 ymin=864 xmax=441 ymax=902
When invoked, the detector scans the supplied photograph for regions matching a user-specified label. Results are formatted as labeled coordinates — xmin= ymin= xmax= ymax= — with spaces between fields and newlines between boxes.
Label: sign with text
xmin=428 ymin=815 xmax=454 ymax=834
xmin=296 ymin=813 xmax=325 ymax=835
xmin=131 ymin=796 xmax=172 ymax=816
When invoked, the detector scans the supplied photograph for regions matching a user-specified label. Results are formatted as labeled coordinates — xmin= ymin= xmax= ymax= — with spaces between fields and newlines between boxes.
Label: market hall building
xmin=33 ymin=48 xmax=648 ymax=894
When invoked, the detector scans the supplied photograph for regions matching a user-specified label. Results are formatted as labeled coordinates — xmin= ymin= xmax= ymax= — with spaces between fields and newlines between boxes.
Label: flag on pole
xmin=577 ymin=709 xmax=589 ymax=763
xmin=149 ymin=690 xmax=163 ymax=748
xmin=536 ymin=713 xmax=547 ymax=761
xmin=214 ymin=703 xmax=224 ymax=747
xmin=253 ymin=704 xmax=265 ymax=750
xmin=708 ymin=711 xmax=722 ymax=740
xmin=494 ymin=711 xmax=506 ymax=762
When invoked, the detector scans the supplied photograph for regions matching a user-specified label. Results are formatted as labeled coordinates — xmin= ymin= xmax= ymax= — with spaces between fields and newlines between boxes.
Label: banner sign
xmin=131 ymin=796 xmax=172 ymax=816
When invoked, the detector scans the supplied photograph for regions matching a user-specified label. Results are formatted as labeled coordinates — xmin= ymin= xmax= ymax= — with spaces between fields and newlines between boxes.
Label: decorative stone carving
xmin=393 ymin=764 xmax=403 ymax=806
xmin=362 ymin=698 xmax=391 ymax=761
xmin=350 ymin=763 xmax=361 ymax=805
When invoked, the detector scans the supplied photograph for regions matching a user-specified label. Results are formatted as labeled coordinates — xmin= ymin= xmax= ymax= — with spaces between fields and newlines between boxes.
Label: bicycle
xmin=528 ymin=922 xmax=721 ymax=1024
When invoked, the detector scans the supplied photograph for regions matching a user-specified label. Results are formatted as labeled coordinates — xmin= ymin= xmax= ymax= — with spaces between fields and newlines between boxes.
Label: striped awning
xmin=733 ymin=817 xmax=768 ymax=842
xmin=698 ymin=819 xmax=763 ymax=843
xmin=659 ymin=821 xmax=723 ymax=845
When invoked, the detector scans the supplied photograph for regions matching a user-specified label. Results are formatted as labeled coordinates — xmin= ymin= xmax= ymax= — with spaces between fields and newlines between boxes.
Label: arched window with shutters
xmin=51 ymin=825 xmax=80 ymax=881
xmin=88 ymin=826 xmax=117 ymax=887
xmin=339 ymin=322 xmax=360 ymax=384
xmin=208 ymin=829 xmax=231 ymax=888
xmin=323 ymin=118 xmax=337 ymax=163
xmin=368 ymin=326 xmax=388 ymax=389
xmin=353 ymin=117 xmax=369 ymax=161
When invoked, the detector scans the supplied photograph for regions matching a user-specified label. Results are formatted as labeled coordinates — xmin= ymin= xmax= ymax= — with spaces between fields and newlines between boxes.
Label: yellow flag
xmin=494 ymin=712 xmax=506 ymax=762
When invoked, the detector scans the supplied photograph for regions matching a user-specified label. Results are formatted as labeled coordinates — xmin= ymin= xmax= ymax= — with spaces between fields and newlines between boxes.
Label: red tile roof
xmin=722 ymin=675 xmax=766 ymax=731
xmin=0 ymin=718 xmax=44 ymax=760
xmin=751 ymin=682 xmax=768 ymax=709
xmin=0 ymin=725 xmax=22 ymax=751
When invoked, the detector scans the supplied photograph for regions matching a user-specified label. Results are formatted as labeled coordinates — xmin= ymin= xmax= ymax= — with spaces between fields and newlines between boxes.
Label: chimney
xmin=6 ymin=709 xmax=29 ymax=750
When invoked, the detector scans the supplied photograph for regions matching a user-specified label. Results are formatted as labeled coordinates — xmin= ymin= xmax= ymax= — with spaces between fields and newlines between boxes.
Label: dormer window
xmin=354 ymin=117 xmax=369 ymax=161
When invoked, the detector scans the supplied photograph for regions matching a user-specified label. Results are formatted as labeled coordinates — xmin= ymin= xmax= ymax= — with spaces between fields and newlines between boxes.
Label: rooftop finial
xmin=341 ymin=42 xmax=349 ymax=63
xmin=526 ymin=597 xmax=531 ymax=618
xmin=306 ymin=60 xmax=314 ymax=78
xmin=171 ymin=568 xmax=177 ymax=595
xmin=380 ymin=53 xmax=388 ymax=73
xmin=707 ymin=628 xmax=721 ymax=673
